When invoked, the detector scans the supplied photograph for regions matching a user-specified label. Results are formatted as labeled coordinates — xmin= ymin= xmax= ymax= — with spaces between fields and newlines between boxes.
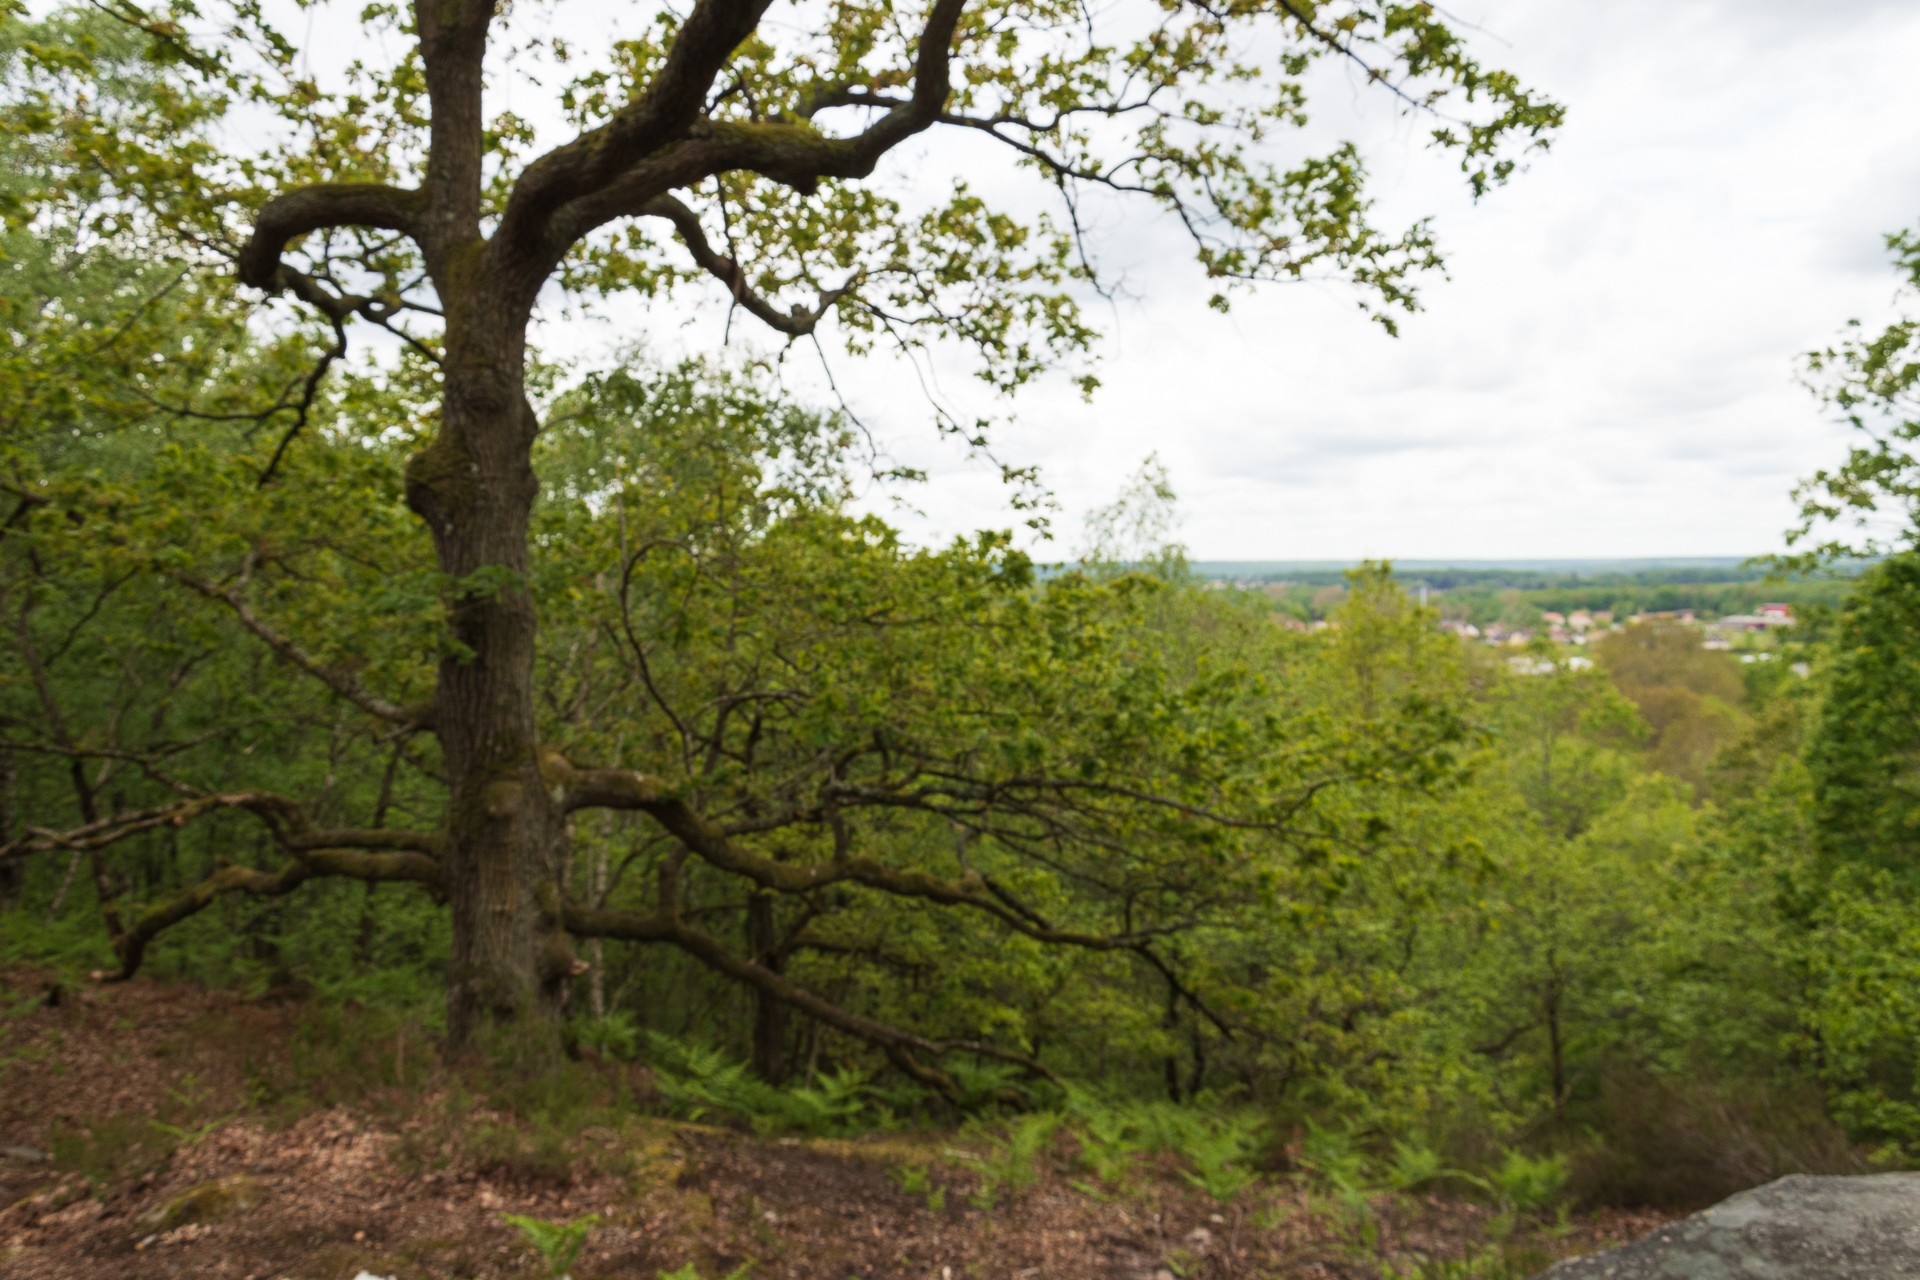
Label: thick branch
xmin=548 ymin=755 xmax=1148 ymax=950
xmin=495 ymin=0 xmax=779 ymax=255
xmin=237 ymin=183 xmax=426 ymax=291
xmin=520 ymin=0 xmax=969 ymax=277
xmin=563 ymin=900 xmax=1054 ymax=1092
xmin=5 ymin=780 xmax=440 ymax=977
xmin=416 ymin=0 xmax=498 ymax=249
xmin=549 ymin=753 xmax=1241 ymax=1040
xmin=113 ymin=846 xmax=441 ymax=978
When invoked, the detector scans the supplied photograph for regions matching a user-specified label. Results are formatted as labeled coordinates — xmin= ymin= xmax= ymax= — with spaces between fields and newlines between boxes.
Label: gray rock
xmin=1540 ymin=1173 xmax=1920 ymax=1279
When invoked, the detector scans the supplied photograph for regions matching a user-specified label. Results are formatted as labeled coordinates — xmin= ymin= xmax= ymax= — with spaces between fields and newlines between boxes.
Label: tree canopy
xmin=0 ymin=0 xmax=1564 ymax=1060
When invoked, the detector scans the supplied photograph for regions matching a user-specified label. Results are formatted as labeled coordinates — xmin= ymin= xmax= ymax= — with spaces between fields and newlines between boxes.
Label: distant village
xmin=1238 ymin=586 xmax=1807 ymax=676
xmin=1432 ymin=602 xmax=1797 ymax=650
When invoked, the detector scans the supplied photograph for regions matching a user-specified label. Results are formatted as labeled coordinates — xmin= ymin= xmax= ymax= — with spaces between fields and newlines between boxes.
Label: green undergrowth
xmin=0 ymin=909 xmax=117 ymax=976
xmin=8 ymin=967 xmax=1853 ymax=1232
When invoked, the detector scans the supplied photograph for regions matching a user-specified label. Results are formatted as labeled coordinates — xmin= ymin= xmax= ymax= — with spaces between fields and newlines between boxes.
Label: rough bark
xmin=747 ymin=892 xmax=788 ymax=1083
xmin=406 ymin=310 xmax=577 ymax=1047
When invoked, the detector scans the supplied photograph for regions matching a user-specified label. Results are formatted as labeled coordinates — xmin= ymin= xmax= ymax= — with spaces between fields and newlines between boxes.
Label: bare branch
xmin=639 ymin=195 xmax=853 ymax=337
xmin=166 ymin=570 xmax=431 ymax=728
xmin=0 ymin=789 xmax=442 ymax=864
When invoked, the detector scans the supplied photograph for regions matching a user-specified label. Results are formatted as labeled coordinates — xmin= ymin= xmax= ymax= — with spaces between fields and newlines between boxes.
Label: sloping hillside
xmin=0 ymin=970 xmax=1667 ymax=1280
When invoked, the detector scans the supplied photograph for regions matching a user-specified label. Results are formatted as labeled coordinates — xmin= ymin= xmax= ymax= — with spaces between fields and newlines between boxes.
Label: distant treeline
xmin=1192 ymin=558 xmax=1871 ymax=591
xmin=1206 ymin=560 xmax=1867 ymax=626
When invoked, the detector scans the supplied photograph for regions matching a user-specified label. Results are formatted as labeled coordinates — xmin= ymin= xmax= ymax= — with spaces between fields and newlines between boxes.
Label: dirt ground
xmin=0 ymin=969 xmax=1670 ymax=1279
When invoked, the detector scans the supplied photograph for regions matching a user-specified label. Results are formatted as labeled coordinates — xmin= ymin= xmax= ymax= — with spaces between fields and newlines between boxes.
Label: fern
xmin=504 ymin=1212 xmax=599 ymax=1279
xmin=1064 ymin=1091 xmax=1144 ymax=1188
xmin=967 ymin=1110 xmax=1061 ymax=1210
xmin=1176 ymin=1114 xmax=1263 ymax=1202
xmin=944 ymin=1059 xmax=1024 ymax=1110
xmin=644 ymin=1032 xmax=875 ymax=1136
xmin=572 ymin=1011 xmax=642 ymax=1061
xmin=783 ymin=1064 xmax=871 ymax=1132
xmin=1386 ymin=1139 xmax=1490 ymax=1195
xmin=1491 ymin=1150 xmax=1569 ymax=1213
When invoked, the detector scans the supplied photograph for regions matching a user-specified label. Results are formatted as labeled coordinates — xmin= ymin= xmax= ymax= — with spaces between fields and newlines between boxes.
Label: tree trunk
xmin=587 ymin=819 xmax=608 ymax=1020
xmin=748 ymin=892 xmax=788 ymax=1083
xmin=0 ymin=747 xmax=18 ymax=909
xmin=407 ymin=309 xmax=573 ymax=1051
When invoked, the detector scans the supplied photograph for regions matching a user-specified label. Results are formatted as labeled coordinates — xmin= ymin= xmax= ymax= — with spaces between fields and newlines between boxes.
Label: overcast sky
xmin=669 ymin=0 xmax=1920 ymax=562
xmin=288 ymin=0 xmax=1920 ymax=561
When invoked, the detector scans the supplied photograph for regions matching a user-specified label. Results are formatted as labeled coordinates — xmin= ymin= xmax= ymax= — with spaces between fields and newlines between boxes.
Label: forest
xmin=3 ymin=1 xmax=1920 ymax=1277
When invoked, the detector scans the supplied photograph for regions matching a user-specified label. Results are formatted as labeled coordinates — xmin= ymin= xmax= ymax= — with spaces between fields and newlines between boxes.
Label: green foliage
xmin=1790 ymin=861 xmax=1920 ymax=1146
xmin=658 ymin=1265 xmax=750 ymax=1280
xmin=1174 ymin=1116 xmax=1264 ymax=1203
xmin=645 ymin=1033 xmax=878 ymax=1136
xmin=1489 ymin=1152 xmax=1569 ymax=1214
xmin=1792 ymin=223 xmax=1920 ymax=561
xmin=1063 ymin=1093 xmax=1143 ymax=1190
xmin=890 ymin=1160 xmax=947 ymax=1212
xmin=1059 ymin=1093 xmax=1264 ymax=1202
xmin=571 ymin=1011 xmax=643 ymax=1062
xmin=504 ymin=1213 xmax=600 ymax=1280
xmin=964 ymin=1111 xmax=1061 ymax=1210
xmin=0 ymin=25 xmax=1893 ymax=1216
xmin=48 ymin=1115 xmax=176 ymax=1188
xmin=1806 ymin=554 xmax=1920 ymax=866
xmin=1396 ymin=1246 xmax=1554 ymax=1280
xmin=0 ymin=909 xmax=116 ymax=974
xmin=12 ymin=0 xmax=1920 ymax=1252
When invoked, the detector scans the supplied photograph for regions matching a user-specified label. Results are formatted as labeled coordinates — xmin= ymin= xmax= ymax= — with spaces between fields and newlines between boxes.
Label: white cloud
xmin=821 ymin=0 xmax=1920 ymax=559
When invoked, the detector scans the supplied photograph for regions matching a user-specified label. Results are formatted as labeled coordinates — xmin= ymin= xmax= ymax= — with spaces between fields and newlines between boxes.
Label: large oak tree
xmin=2 ymin=0 xmax=1558 ymax=1060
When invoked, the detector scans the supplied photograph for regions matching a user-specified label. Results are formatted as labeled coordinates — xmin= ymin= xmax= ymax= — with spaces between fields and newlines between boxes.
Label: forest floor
xmin=0 ymin=968 xmax=1673 ymax=1280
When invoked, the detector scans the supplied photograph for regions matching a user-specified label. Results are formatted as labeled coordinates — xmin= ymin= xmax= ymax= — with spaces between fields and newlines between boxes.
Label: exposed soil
xmin=0 ymin=969 xmax=1670 ymax=1279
